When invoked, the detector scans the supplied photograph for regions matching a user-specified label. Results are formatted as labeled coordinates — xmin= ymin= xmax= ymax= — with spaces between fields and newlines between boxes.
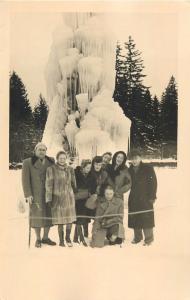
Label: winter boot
xmin=35 ymin=240 xmax=42 ymax=248
xmin=66 ymin=226 xmax=73 ymax=247
xmin=73 ymin=225 xmax=79 ymax=244
xmin=83 ymin=223 xmax=89 ymax=238
xmin=58 ymin=227 xmax=65 ymax=247
xmin=78 ymin=225 xmax=88 ymax=247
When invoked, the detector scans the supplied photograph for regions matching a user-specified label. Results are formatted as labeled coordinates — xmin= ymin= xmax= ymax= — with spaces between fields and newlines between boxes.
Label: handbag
xmin=75 ymin=189 xmax=89 ymax=201
xmin=85 ymin=194 xmax=98 ymax=210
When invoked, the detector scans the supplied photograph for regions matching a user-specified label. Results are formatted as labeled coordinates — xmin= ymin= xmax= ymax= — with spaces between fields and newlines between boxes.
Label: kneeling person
xmin=91 ymin=185 xmax=125 ymax=248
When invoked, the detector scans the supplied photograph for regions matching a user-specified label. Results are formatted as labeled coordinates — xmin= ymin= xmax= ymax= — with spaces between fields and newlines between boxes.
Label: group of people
xmin=22 ymin=142 xmax=157 ymax=248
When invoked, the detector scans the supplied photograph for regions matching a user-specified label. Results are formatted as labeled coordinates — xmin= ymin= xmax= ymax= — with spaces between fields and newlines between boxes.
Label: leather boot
xmin=73 ymin=225 xmax=79 ymax=243
xmin=58 ymin=227 xmax=65 ymax=247
xmin=78 ymin=225 xmax=88 ymax=247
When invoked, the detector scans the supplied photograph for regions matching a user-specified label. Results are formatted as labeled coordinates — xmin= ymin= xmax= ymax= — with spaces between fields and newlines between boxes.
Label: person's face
xmin=116 ymin=153 xmax=125 ymax=166
xmin=132 ymin=155 xmax=141 ymax=167
xmin=105 ymin=188 xmax=114 ymax=201
xmin=57 ymin=154 xmax=67 ymax=165
xmin=83 ymin=163 xmax=91 ymax=174
xmin=35 ymin=146 xmax=47 ymax=159
xmin=94 ymin=162 xmax=102 ymax=172
xmin=103 ymin=154 xmax=112 ymax=164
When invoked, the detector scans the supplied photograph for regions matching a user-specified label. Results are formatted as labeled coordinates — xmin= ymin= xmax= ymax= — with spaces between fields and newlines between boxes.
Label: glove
xmin=149 ymin=198 xmax=156 ymax=204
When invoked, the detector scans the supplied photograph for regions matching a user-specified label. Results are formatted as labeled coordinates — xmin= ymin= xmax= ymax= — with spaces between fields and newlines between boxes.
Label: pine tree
xmin=152 ymin=95 xmax=161 ymax=143
xmin=33 ymin=94 xmax=49 ymax=130
xmin=124 ymin=36 xmax=146 ymax=88
xmin=10 ymin=71 xmax=32 ymax=129
xmin=160 ymin=76 xmax=178 ymax=142
xmin=113 ymin=37 xmax=148 ymax=119
xmin=113 ymin=41 xmax=127 ymax=110
xmin=159 ymin=76 xmax=177 ymax=158
xmin=113 ymin=36 xmax=172 ymax=155
xmin=9 ymin=71 xmax=34 ymax=163
xmin=123 ymin=36 xmax=148 ymax=119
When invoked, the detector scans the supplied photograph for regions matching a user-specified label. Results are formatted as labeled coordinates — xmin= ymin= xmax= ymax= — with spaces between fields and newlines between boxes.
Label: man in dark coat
xmin=128 ymin=150 xmax=157 ymax=246
xmin=22 ymin=142 xmax=56 ymax=248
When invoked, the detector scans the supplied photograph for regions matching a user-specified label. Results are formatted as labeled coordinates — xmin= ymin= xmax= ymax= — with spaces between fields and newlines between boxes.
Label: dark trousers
xmin=92 ymin=224 xmax=121 ymax=248
xmin=134 ymin=228 xmax=154 ymax=244
xmin=106 ymin=224 xmax=119 ymax=239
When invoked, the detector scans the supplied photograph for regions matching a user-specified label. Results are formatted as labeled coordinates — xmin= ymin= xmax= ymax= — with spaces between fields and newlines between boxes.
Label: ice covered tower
xmin=43 ymin=13 xmax=131 ymax=160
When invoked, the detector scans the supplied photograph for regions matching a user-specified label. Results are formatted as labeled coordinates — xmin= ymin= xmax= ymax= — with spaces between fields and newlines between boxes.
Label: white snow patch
xmin=1 ymin=167 xmax=189 ymax=300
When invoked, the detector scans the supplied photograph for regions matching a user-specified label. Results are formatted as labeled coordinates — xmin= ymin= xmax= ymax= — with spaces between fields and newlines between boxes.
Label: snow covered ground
xmin=0 ymin=167 xmax=189 ymax=300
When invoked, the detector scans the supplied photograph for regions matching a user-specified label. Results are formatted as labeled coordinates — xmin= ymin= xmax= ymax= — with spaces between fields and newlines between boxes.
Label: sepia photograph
xmin=0 ymin=1 xmax=189 ymax=300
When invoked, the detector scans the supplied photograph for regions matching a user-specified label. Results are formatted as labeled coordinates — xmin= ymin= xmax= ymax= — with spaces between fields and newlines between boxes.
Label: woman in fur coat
xmin=46 ymin=151 xmax=76 ymax=247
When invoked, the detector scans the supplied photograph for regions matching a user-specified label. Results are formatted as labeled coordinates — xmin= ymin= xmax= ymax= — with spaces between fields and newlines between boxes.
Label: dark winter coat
xmin=22 ymin=156 xmax=55 ymax=228
xmin=74 ymin=166 xmax=91 ymax=225
xmin=86 ymin=168 xmax=109 ymax=217
xmin=102 ymin=163 xmax=112 ymax=173
xmin=88 ymin=169 xmax=109 ymax=196
xmin=128 ymin=162 xmax=157 ymax=229
xmin=107 ymin=151 xmax=132 ymax=199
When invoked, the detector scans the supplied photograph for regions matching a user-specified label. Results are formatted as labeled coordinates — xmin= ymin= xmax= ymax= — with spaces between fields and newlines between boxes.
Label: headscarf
xmin=109 ymin=151 xmax=127 ymax=180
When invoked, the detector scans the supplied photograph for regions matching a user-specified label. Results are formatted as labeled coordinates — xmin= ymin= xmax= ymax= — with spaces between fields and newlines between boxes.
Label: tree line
xmin=9 ymin=71 xmax=49 ymax=163
xmin=113 ymin=36 xmax=178 ymax=158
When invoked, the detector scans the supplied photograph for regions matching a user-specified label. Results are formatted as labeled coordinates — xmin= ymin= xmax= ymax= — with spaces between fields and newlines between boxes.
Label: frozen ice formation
xmin=78 ymin=57 xmax=102 ymax=100
xmin=43 ymin=13 xmax=131 ymax=160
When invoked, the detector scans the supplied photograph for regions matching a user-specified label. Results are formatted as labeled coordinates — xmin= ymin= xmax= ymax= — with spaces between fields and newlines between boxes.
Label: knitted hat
xmin=34 ymin=142 xmax=47 ymax=151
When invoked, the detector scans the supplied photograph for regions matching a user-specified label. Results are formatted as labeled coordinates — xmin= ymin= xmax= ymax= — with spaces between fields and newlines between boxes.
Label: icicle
xmin=78 ymin=57 xmax=102 ymax=99
xmin=52 ymin=24 xmax=74 ymax=59
xmin=65 ymin=114 xmax=79 ymax=152
xmin=59 ymin=48 xmax=81 ymax=79
xmin=63 ymin=13 xmax=96 ymax=31
xmin=76 ymin=93 xmax=89 ymax=119
xmin=44 ymin=49 xmax=62 ymax=104
xmin=74 ymin=15 xmax=114 ymax=58
xmin=42 ymin=94 xmax=68 ymax=156
xmin=75 ymin=129 xmax=116 ymax=162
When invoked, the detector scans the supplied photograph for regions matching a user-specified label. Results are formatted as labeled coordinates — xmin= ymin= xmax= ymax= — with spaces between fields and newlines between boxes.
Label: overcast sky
xmin=10 ymin=12 xmax=178 ymax=107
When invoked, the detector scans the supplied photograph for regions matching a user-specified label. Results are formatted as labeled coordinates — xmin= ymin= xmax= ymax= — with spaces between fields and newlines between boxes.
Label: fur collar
xmin=31 ymin=155 xmax=54 ymax=165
